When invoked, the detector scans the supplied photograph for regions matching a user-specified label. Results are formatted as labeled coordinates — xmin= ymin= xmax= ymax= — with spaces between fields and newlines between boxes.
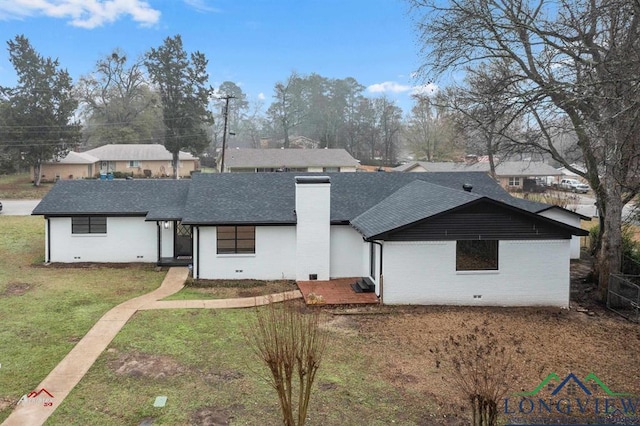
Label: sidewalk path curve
xmin=139 ymin=290 xmax=302 ymax=310
xmin=3 ymin=268 xmax=300 ymax=426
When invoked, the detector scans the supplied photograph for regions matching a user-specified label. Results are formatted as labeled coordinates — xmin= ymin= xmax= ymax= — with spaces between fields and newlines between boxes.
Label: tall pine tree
xmin=0 ymin=35 xmax=79 ymax=185
xmin=145 ymin=35 xmax=212 ymax=178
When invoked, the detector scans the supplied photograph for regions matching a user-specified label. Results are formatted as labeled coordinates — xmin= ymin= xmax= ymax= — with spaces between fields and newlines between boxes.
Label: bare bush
xmin=245 ymin=299 xmax=328 ymax=426
xmin=433 ymin=323 xmax=522 ymax=426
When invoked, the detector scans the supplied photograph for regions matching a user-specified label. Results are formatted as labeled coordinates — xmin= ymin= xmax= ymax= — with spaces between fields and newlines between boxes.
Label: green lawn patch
xmin=0 ymin=173 xmax=53 ymax=199
xmin=47 ymin=308 xmax=418 ymax=425
xmin=0 ymin=216 xmax=165 ymax=422
xmin=163 ymin=279 xmax=298 ymax=300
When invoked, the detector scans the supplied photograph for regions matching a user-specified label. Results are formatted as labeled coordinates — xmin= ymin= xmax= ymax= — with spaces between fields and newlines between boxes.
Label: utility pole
xmin=219 ymin=95 xmax=235 ymax=173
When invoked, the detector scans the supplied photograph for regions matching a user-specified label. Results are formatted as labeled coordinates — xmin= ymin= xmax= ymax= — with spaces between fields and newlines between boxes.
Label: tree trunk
xmin=33 ymin=161 xmax=42 ymax=187
xmin=597 ymin=185 xmax=624 ymax=300
xmin=283 ymin=125 xmax=290 ymax=148
xmin=172 ymin=151 xmax=179 ymax=179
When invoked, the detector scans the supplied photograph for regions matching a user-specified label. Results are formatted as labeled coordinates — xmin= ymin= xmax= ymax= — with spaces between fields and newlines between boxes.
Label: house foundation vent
xmin=309 ymin=274 xmax=318 ymax=281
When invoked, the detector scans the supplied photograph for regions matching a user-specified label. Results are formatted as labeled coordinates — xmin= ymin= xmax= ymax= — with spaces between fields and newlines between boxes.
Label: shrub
xmin=433 ymin=323 xmax=523 ymax=426
xmin=245 ymin=299 xmax=328 ymax=426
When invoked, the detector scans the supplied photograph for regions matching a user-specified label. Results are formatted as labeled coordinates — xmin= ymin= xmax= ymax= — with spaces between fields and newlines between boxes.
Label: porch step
xmin=351 ymin=277 xmax=375 ymax=293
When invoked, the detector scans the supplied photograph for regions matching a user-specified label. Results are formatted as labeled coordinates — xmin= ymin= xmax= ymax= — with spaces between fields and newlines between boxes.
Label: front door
xmin=174 ymin=222 xmax=192 ymax=257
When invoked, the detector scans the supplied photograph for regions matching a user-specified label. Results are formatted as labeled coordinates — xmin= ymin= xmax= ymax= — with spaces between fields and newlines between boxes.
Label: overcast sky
xmin=0 ymin=0 xmax=436 ymax=112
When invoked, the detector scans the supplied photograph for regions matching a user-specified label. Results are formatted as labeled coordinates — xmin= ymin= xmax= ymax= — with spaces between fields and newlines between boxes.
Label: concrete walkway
xmin=3 ymin=268 xmax=301 ymax=426
xmin=140 ymin=290 xmax=302 ymax=310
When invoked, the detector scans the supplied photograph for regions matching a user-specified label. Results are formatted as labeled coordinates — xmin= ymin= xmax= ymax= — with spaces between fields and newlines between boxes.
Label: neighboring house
xmin=39 ymin=151 xmax=99 ymax=181
xmin=33 ymin=172 xmax=587 ymax=307
xmin=219 ymin=148 xmax=359 ymax=173
xmin=36 ymin=144 xmax=199 ymax=181
xmin=394 ymin=161 xmax=562 ymax=190
xmin=86 ymin=144 xmax=198 ymax=178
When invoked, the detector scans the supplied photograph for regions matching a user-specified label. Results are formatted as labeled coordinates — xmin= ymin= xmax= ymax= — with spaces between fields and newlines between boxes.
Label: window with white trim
xmin=128 ymin=160 xmax=140 ymax=168
xmin=508 ymin=177 xmax=520 ymax=186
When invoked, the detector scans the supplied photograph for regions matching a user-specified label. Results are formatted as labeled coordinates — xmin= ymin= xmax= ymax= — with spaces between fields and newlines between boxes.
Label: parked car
xmin=523 ymin=178 xmax=547 ymax=193
xmin=0 ymin=201 xmax=3 ymax=213
xmin=558 ymin=178 xmax=590 ymax=193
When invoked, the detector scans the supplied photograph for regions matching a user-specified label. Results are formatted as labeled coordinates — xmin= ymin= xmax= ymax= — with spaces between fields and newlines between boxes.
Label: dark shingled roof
xmin=179 ymin=171 xmax=511 ymax=225
xmin=32 ymin=172 xmax=587 ymax=235
xmin=32 ymin=180 xmax=190 ymax=220
xmin=350 ymin=180 xmax=482 ymax=239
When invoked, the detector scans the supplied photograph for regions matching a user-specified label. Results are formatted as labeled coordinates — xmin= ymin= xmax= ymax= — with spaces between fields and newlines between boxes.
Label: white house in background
xmin=32 ymin=172 xmax=588 ymax=307
xmin=219 ymin=148 xmax=359 ymax=173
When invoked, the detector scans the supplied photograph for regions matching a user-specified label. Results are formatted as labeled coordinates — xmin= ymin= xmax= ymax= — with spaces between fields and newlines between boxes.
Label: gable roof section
xmin=47 ymin=151 xmax=99 ymax=164
xmin=32 ymin=180 xmax=190 ymax=220
xmin=350 ymin=180 xmax=482 ymax=239
xmin=224 ymin=148 xmax=359 ymax=169
xmin=84 ymin=144 xmax=197 ymax=161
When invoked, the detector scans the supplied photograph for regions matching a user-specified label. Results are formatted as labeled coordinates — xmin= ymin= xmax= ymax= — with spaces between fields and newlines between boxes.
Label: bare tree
xmin=409 ymin=0 xmax=640 ymax=294
xmin=405 ymin=92 xmax=457 ymax=162
xmin=75 ymin=49 xmax=162 ymax=147
xmin=266 ymin=72 xmax=306 ymax=148
xmin=375 ymin=96 xmax=403 ymax=165
xmin=245 ymin=300 xmax=328 ymax=426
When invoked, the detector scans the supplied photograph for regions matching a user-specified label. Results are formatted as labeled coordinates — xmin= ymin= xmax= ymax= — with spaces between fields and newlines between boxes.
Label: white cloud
xmin=0 ymin=0 xmax=161 ymax=29
xmin=367 ymin=81 xmax=412 ymax=94
xmin=411 ymin=83 xmax=438 ymax=96
xmin=183 ymin=0 xmax=220 ymax=13
xmin=257 ymin=92 xmax=265 ymax=101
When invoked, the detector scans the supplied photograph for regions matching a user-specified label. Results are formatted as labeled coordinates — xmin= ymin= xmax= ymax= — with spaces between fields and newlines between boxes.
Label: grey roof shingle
xmin=394 ymin=161 xmax=562 ymax=176
xmin=350 ymin=180 xmax=482 ymax=239
xmin=33 ymin=172 xmax=587 ymax=235
xmin=224 ymin=148 xmax=359 ymax=169
xmin=52 ymin=151 xmax=100 ymax=164
xmin=32 ymin=180 xmax=190 ymax=220
xmin=180 ymin=171 xmax=530 ymax=225
xmin=84 ymin=144 xmax=197 ymax=161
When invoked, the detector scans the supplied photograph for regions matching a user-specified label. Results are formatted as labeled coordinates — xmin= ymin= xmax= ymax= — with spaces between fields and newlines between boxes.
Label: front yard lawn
xmin=2 ymin=217 xmax=640 ymax=425
xmin=0 ymin=216 xmax=164 ymax=422
xmin=0 ymin=173 xmax=53 ymax=199
xmin=49 ymin=305 xmax=640 ymax=425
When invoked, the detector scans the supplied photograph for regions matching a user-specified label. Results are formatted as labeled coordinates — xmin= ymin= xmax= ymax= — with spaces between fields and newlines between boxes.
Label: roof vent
xmin=462 ymin=183 xmax=473 ymax=192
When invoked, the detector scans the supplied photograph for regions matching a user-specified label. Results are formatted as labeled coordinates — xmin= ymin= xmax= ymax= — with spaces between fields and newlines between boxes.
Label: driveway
xmin=0 ymin=199 xmax=41 ymax=216
xmin=564 ymin=192 xmax=638 ymax=224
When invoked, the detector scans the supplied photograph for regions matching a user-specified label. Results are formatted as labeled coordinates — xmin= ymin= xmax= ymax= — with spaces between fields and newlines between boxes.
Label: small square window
xmin=456 ymin=240 xmax=498 ymax=271
xmin=217 ymin=226 xmax=255 ymax=254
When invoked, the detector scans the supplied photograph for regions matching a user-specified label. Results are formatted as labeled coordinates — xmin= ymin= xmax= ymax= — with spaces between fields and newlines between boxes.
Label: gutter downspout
xmin=46 ymin=217 xmax=51 ymax=263
xmin=156 ymin=222 xmax=161 ymax=265
xmin=196 ymin=226 xmax=200 ymax=279
xmin=364 ymin=237 xmax=384 ymax=304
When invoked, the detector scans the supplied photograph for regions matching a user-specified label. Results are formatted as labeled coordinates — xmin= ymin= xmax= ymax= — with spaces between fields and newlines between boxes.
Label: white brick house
xmin=33 ymin=172 xmax=588 ymax=307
